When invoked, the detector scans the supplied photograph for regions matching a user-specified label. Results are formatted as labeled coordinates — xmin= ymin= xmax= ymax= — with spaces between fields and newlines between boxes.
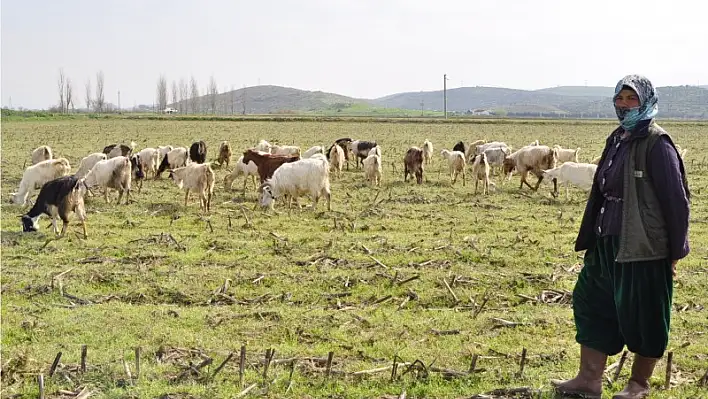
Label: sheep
xmin=136 ymin=148 xmax=160 ymax=178
xmin=242 ymin=149 xmax=300 ymax=183
xmin=502 ymin=145 xmax=557 ymax=193
xmin=554 ymin=145 xmax=580 ymax=163
xmin=363 ymin=153 xmax=382 ymax=186
xmin=10 ymin=158 xmax=72 ymax=205
xmin=189 ymin=140 xmax=207 ymax=164
xmin=328 ymin=143 xmax=345 ymax=178
xmin=404 ymin=147 xmax=424 ymax=184
xmin=271 ymin=144 xmax=301 ymax=157
xmin=471 ymin=153 xmax=495 ymax=195
xmin=103 ymin=142 xmax=136 ymax=158
xmin=542 ymin=162 xmax=598 ymax=200
xmin=349 ymin=140 xmax=377 ymax=168
xmin=20 ymin=175 xmax=88 ymax=239
xmin=155 ymin=147 xmax=188 ymax=178
xmin=422 ymin=140 xmax=434 ymax=165
xmin=440 ymin=149 xmax=466 ymax=186
xmin=224 ymin=155 xmax=259 ymax=192
xmin=258 ymin=156 xmax=331 ymax=212
xmin=75 ymin=153 xmax=108 ymax=179
xmin=31 ymin=146 xmax=53 ymax=165
xmin=217 ymin=141 xmax=232 ymax=167
xmin=169 ymin=163 xmax=215 ymax=212
xmin=255 ymin=139 xmax=273 ymax=153
xmin=303 ymin=146 xmax=325 ymax=159
xmin=83 ymin=156 xmax=133 ymax=204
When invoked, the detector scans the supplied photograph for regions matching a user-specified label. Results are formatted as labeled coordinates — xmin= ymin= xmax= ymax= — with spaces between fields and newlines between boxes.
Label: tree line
xmin=55 ymin=68 xmax=106 ymax=113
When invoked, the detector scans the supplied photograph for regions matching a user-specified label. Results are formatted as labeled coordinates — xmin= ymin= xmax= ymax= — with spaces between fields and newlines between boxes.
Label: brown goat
xmin=242 ymin=149 xmax=300 ymax=183
xmin=217 ymin=141 xmax=232 ymax=167
xmin=502 ymin=145 xmax=557 ymax=192
xmin=404 ymin=147 xmax=424 ymax=184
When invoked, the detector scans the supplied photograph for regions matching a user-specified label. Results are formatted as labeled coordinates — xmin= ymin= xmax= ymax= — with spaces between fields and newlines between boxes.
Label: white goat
xmin=255 ymin=140 xmax=273 ymax=153
xmin=75 ymin=153 xmax=108 ymax=179
xmin=259 ymin=156 xmax=331 ymax=212
xmin=83 ymin=156 xmax=133 ymax=204
xmin=440 ymin=149 xmax=466 ymax=186
xmin=170 ymin=163 xmax=215 ymax=212
xmin=368 ymin=146 xmax=382 ymax=157
xmin=31 ymin=146 xmax=53 ymax=165
xmin=303 ymin=146 xmax=325 ymax=159
xmin=329 ymin=144 xmax=345 ymax=179
xmin=422 ymin=140 xmax=434 ymax=165
xmin=542 ymin=162 xmax=598 ymax=200
xmin=271 ymin=144 xmax=301 ymax=157
xmin=224 ymin=155 xmax=259 ymax=192
xmin=363 ymin=154 xmax=382 ymax=186
xmin=502 ymin=145 xmax=557 ymax=192
xmin=137 ymin=148 xmax=160 ymax=178
xmin=554 ymin=145 xmax=580 ymax=163
xmin=471 ymin=153 xmax=495 ymax=195
xmin=10 ymin=158 xmax=72 ymax=205
xmin=480 ymin=146 xmax=511 ymax=177
xmin=157 ymin=145 xmax=174 ymax=163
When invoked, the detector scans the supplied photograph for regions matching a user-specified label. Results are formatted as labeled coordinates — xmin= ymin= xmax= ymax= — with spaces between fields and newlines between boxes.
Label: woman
xmin=551 ymin=75 xmax=690 ymax=399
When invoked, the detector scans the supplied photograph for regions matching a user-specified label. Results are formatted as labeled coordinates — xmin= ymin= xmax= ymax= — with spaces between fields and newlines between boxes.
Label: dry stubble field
xmin=1 ymin=118 xmax=707 ymax=399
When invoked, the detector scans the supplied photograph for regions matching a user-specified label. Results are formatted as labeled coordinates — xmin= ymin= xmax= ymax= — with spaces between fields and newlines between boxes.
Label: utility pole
xmin=117 ymin=91 xmax=121 ymax=111
xmin=443 ymin=74 xmax=449 ymax=119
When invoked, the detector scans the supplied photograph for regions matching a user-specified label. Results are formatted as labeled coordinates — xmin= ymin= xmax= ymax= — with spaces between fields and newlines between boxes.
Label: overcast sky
xmin=2 ymin=0 xmax=707 ymax=109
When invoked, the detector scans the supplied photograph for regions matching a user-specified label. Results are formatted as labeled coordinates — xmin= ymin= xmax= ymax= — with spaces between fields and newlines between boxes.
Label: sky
xmin=2 ymin=0 xmax=707 ymax=110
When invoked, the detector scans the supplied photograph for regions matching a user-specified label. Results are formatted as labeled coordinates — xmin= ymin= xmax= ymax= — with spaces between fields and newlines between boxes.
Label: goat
xmin=471 ymin=153 xmax=495 ymax=195
xmin=255 ymin=140 xmax=273 ymax=153
xmin=242 ymin=149 xmax=300 ymax=183
xmin=271 ymin=144 xmax=301 ymax=157
xmin=20 ymin=175 xmax=88 ymax=238
xmin=452 ymin=141 xmax=466 ymax=155
xmin=31 ymin=145 xmax=53 ymax=165
xmin=131 ymin=154 xmax=146 ymax=193
xmin=328 ymin=144 xmax=345 ymax=179
xmin=83 ymin=156 xmax=133 ymax=204
xmin=542 ymin=162 xmax=598 ymax=200
xmin=217 ymin=141 xmax=232 ymax=167
xmin=350 ymin=140 xmax=377 ymax=168
xmin=75 ymin=153 xmax=108 ymax=180
xmin=224 ymin=155 xmax=259 ymax=193
xmin=502 ymin=145 xmax=557 ymax=193
xmin=189 ymin=140 xmax=207 ymax=164
xmin=169 ymin=163 xmax=215 ymax=212
xmin=440 ymin=149 xmax=466 ymax=186
xmin=10 ymin=158 xmax=72 ymax=205
xmin=103 ymin=142 xmax=136 ymax=158
xmin=155 ymin=147 xmax=188 ymax=178
xmin=363 ymin=154 xmax=382 ymax=186
xmin=553 ymin=145 xmax=580 ymax=163
xmin=157 ymin=145 xmax=174 ymax=164
xmin=258 ymin=156 xmax=331 ymax=212
xmin=136 ymin=148 xmax=160 ymax=178
xmin=303 ymin=146 xmax=325 ymax=159
xmin=404 ymin=147 xmax=424 ymax=184
xmin=422 ymin=140 xmax=434 ymax=165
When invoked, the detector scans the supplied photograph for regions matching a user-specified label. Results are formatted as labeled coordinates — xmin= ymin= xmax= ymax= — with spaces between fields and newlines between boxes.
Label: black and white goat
xmin=21 ymin=175 xmax=88 ymax=238
xmin=349 ymin=140 xmax=377 ymax=168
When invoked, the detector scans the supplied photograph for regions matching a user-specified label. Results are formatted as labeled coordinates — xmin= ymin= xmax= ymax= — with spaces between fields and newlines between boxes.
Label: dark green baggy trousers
xmin=573 ymin=235 xmax=673 ymax=358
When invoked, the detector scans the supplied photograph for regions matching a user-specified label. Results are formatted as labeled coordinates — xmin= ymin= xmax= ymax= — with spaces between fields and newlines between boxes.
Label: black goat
xmin=131 ymin=155 xmax=146 ymax=192
xmin=21 ymin=175 xmax=88 ymax=238
xmin=189 ymin=140 xmax=207 ymax=164
xmin=452 ymin=141 xmax=466 ymax=154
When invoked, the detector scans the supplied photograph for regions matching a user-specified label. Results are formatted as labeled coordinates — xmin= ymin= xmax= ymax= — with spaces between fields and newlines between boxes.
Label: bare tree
xmin=179 ymin=78 xmax=188 ymax=113
xmin=171 ymin=80 xmax=178 ymax=110
xmin=156 ymin=75 xmax=168 ymax=112
xmin=241 ymin=85 xmax=247 ymax=115
xmin=85 ymin=79 xmax=92 ymax=111
xmin=65 ymin=78 xmax=74 ymax=112
xmin=231 ymin=85 xmax=235 ymax=114
xmin=95 ymin=71 xmax=105 ymax=113
xmin=207 ymin=75 xmax=218 ymax=114
xmin=57 ymin=68 xmax=66 ymax=113
xmin=189 ymin=76 xmax=199 ymax=114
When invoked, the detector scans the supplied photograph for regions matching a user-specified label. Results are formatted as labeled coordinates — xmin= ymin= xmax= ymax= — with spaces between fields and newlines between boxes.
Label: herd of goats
xmin=11 ymin=135 xmax=690 ymax=240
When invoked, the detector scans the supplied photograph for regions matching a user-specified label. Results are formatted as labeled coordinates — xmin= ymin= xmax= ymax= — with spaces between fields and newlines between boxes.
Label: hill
xmin=170 ymin=84 xmax=708 ymax=119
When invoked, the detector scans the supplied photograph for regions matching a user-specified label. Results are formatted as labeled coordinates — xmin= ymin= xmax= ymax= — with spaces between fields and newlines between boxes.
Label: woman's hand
xmin=671 ymin=260 xmax=678 ymax=277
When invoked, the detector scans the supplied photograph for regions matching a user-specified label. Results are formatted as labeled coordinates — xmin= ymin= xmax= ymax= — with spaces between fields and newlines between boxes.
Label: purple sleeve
xmin=647 ymin=136 xmax=690 ymax=260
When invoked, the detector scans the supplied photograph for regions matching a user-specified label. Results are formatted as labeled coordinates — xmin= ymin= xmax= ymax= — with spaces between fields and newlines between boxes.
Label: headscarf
xmin=613 ymin=74 xmax=658 ymax=132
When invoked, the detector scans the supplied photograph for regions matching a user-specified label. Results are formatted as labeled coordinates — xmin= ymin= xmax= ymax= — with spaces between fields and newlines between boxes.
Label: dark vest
xmin=575 ymin=122 xmax=687 ymax=262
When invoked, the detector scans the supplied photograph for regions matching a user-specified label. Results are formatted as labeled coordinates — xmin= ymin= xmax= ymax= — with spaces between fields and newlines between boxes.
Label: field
xmin=2 ymin=117 xmax=707 ymax=399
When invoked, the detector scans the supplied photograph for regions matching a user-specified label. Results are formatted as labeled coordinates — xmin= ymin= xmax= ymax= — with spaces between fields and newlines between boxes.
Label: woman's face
xmin=615 ymin=88 xmax=640 ymax=109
